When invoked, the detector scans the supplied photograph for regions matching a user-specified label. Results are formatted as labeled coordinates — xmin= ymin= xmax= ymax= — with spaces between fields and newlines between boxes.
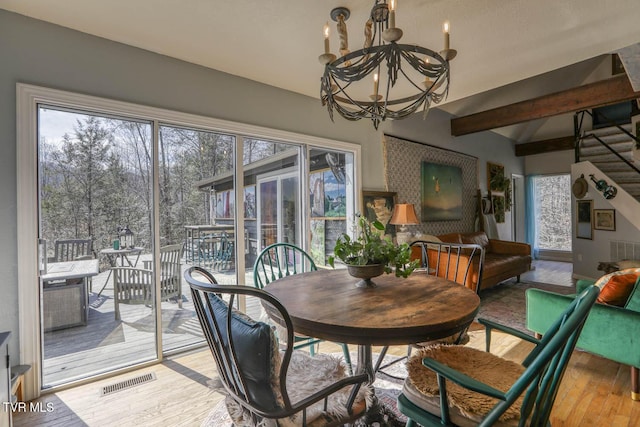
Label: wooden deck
xmin=42 ymin=260 xmax=259 ymax=387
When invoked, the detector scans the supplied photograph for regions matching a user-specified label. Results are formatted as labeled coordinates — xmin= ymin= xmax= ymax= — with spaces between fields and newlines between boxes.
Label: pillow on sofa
xmin=460 ymin=231 xmax=489 ymax=249
xmin=594 ymin=268 xmax=640 ymax=307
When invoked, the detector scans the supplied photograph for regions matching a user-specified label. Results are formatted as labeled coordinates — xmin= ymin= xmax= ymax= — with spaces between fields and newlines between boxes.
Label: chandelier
xmin=319 ymin=1 xmax=456 ymax=129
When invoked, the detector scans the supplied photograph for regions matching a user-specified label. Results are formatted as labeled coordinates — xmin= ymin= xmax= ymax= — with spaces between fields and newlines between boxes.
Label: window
xmin=532 ymin=174 xmax=572 ymax=254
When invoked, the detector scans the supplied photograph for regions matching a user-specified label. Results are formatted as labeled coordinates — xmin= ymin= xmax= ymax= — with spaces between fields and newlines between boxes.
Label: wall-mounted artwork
xmin=576 ymin=199 xmax=593 ymax=240
xmin=363 ymin=190 xmax=396 ymax=236
xmin=594 ymin=209 xmax=616 ymax=231
xmin=420 ymin=162 xmax=463 ymax=221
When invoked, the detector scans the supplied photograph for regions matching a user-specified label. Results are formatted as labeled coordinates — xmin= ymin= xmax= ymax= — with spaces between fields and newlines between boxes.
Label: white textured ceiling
xmin=1 ymin=0 xmax=639 ymax=124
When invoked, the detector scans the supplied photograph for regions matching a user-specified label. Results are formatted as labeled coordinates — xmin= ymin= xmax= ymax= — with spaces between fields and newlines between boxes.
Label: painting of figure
xmin=421 ymin=162 xmax=463 ymax=221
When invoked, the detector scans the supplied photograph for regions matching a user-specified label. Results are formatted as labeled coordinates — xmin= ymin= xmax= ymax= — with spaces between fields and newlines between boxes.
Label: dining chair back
xmin=376 ymin=240 xmax=486 ymax=378
xmin=253 ymin=243 xmax=352 ymax=371
xmin=397 ymin=285 xmax=600 ymax=427
xmin=184 ymin=266 xmax=371 ymax=426
xmin=410 ymin=239 xmax=486 ymax=294
xmin=52 ymin=239 xmax=93 ymax=262
xmin=253 ymin=242 xmax=316 ymax=290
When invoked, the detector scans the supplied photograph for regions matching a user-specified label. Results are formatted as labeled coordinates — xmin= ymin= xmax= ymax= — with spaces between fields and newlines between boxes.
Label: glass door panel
xmin=158 ymin=125 xmax=236 ymax=353
xmin=38 ymin=106 xmax=156 ymax=388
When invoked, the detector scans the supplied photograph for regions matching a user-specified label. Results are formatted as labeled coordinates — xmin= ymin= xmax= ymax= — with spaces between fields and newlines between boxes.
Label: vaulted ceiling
xmin=1 ymin=0 xmax=639 ymax=143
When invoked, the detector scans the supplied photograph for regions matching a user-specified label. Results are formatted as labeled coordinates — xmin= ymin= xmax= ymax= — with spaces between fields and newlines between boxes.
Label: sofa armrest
xmin=488 ymin=239 xmax=531 ymax=256
xmin=526 ymin=288 xmax=640 ymax=368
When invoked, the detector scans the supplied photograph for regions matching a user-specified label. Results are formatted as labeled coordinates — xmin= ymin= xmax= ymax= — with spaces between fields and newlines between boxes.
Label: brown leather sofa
xmin=434 ymin=231 xmax=532 ymax=291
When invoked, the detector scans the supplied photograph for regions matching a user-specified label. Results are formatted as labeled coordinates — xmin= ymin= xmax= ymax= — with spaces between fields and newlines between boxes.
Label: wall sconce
xmin=589 ymin=174 xmax=617 ymax=200
xmin=390 ymin=203 xmax=420 ymax=245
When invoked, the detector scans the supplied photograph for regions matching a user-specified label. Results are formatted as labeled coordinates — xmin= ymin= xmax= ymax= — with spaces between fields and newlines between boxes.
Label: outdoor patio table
xmin=264 ymin=268 xmax=480 ymax=425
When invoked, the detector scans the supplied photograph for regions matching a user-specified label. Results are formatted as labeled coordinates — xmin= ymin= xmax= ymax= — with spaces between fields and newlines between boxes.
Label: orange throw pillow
xmin=596 ymin=273 xmax=640 ymax=306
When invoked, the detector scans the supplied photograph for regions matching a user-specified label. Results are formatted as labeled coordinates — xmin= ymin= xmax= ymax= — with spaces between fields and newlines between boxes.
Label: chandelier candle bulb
xmin=443 ymin=21 xmax=450 ymax=51
xmin=389 ymin=0 xmax=396 ymax=28
xmin=373 ymin=73 xmax=379 ymax=96
xmin=323 ymin=22 xmax=330 ymax=54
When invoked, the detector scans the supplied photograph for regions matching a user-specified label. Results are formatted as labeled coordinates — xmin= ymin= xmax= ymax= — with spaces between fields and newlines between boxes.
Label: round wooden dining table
xmin=263 ymin=268 xmax=480 ymax=384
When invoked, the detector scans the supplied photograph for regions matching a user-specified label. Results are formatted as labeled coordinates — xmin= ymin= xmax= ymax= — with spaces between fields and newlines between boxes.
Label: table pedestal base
xmin=354 ymin=345 xmax=405 ymax=426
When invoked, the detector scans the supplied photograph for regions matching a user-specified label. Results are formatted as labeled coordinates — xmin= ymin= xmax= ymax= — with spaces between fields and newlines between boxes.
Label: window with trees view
xmin=532 ymin=174 xmax=572 ymax=252
xmin=26 ymin=88 xmax=357 ymax=390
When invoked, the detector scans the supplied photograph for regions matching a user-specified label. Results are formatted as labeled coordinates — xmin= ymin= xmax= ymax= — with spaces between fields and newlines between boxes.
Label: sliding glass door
xmin=38 ymin=106 xmax=157 ymax=387
xmin=19 ymin=84 xmax=360 ymax=395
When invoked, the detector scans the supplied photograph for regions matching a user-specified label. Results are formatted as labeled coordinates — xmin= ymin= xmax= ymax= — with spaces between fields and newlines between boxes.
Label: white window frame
xmin=16 ymin=83 xmax=361 ymax=399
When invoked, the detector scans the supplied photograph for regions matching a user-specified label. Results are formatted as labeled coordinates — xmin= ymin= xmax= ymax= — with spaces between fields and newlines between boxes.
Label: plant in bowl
xmin=328 ymin=214 xmax=418 ymax=287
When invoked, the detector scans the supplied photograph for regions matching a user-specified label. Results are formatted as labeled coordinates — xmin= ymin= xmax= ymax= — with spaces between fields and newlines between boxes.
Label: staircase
xmin=578 ymin=124 xmax=640 ymax=201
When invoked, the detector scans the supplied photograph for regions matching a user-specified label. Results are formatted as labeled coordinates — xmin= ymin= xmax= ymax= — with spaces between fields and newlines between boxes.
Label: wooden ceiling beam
xmin=515 ymin=135 xmax=575 ymax=157
xmin=451 ymin=74 xmax=640 ymax=136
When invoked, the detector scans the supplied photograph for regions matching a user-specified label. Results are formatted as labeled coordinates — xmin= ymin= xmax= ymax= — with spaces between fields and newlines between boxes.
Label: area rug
xmin=201 ymin=280 xmax=574 ymax=426
xmin=476 ymin=279 xmax=574 ymax=335
xmin=200 ymin=355 xmax=406 ymax=427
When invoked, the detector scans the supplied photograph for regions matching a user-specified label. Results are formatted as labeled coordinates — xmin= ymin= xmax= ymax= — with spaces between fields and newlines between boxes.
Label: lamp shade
xmin=390 ymin=203 xmax=419 ymax=225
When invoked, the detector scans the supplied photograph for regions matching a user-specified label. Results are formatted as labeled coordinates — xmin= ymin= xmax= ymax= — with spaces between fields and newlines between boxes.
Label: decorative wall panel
xmin=383 ymin=134 xmax=478 ymax=236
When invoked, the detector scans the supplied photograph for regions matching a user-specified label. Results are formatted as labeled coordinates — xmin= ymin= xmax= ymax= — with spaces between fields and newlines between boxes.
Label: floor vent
xmin=100 ymin=372 xmax=156 ymax=396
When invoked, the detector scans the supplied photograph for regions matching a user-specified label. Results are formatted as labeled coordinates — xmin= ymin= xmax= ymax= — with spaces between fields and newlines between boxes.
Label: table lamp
xmin=390 ymin=203 xmax=420 ymax=245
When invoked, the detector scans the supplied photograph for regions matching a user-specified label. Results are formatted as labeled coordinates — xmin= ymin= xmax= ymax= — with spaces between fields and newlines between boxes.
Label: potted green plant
xmin=328 ymin=214 xmax=418 ymax=287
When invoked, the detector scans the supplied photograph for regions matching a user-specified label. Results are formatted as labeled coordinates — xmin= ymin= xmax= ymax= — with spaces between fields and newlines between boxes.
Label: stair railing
xmin=574 ymin=109 xmax=640 ymax=175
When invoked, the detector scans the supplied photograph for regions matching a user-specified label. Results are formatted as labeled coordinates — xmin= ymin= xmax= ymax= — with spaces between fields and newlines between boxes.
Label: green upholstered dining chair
xmin=397 ymin=285 xmax=599 ymax=427
xmin=253 ymin=243 xmax=352 ymax=371
xmin=184 ymin=266 xmax=372 ymax=426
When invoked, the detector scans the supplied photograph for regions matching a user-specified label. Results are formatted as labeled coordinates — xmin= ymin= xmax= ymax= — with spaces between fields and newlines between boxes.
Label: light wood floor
xmin=14 ymin=322 xmax=640 ymax=427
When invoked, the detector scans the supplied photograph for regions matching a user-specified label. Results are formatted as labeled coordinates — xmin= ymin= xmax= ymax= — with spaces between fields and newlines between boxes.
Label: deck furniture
xmin=253 ymin=243 xmax=352 ymax=371
xmin=527 ymin=270 xmax=640 ymax=400
xmin=112 ymin=245 xmax=184 ymax=320
xmin=50 ymin=239 xmax=93 ymax=263
xmin=97 ymin=246 xmax=143 ymax=296
xmin=397 ymin=285 xmax=598 ymax=426
xmin=41 ymin=259 xmax=99 ymax=331
xmin=143 ymin=244 xmax=184 ymax=308
xmin=184 ymin=266 xmax=372 ymax=426
xmin=264 ymin=268 xmax=479 ymax=424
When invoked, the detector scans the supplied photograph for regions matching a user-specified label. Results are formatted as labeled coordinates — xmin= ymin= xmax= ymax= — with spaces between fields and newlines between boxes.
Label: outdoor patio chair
xmin=253 ymin=243 xmax=352 ymax=372
xmin=143 ymin=244 xmax=184 ymax=308
xmin=197 ymin=232 xmax=234 ymax=270
xmin=376 ymin=240 xmax=485 ymax=378
xmin=184 ymin=266 xmax=372 ymax=426
xmin=48 ymin=238 xmax=94 ymax=288
xmin=397 ymin=285 xmax=599 ymax=426
xmin=50 ymin=238 xmax=94 ymax=263
xmin=112 ymin=245 xmax=184 ymax=320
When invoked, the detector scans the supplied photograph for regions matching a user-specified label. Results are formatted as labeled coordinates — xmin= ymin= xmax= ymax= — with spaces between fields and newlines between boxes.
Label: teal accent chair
xmin=527 ymin=275 xmax=640 ymax=400
xmin=397 ymin=285 xmax=599 ymax=426
xmin=253 ymin=243 xmax=352 ymax=372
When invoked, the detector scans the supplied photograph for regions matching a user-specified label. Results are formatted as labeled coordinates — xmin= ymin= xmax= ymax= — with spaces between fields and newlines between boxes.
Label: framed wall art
xmin=576 ymin=199 xmax=593 ymax=240
xmin=420 ymin=162 xmax=463 ymax=221
xmin=362 ymin=190 xmax=396 ymax=236
xmin=594 ymin=209 xmax=616 ymax=231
